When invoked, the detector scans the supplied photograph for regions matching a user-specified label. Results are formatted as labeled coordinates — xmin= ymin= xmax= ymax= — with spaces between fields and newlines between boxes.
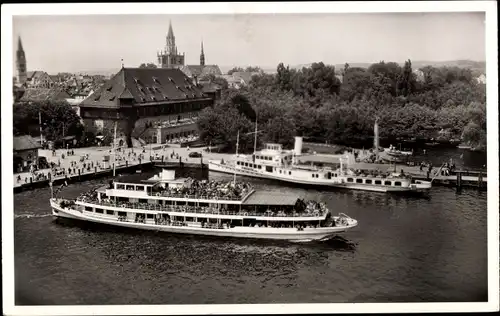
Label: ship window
xmin=347 ymin=178 xmax=354 ymax=183
xmin=139 ymin=199 xmax=148 ymax=204
xmin=375 ymin=180 xmax=382 ymax=185
xmin=244 ymin=163 xmax=248 ymax=167
xmin=136 ymin=186 xmax=144 ymax=191
xmin=237 ymin=161 xmax=240 ymax=165
xmin=395 ymin=181 xmax=402 ymax=186
xmin=365 ymin=179 xmax=372 ymax=184
xmin=356 ymin=178 xmax=363 ymax=183
xmin=117 ymin=184 xmax=125 ymax=189
xmin=126 ymin=185 xmax=135 ymax=190
xmin=289 ymin=171 xmax=291 ymax=175
xmin=85 ymin=206 xmax=93 ymax=212
xmin=95 ymin=208 xmax=104 ymax=214
xmin=258 ymin=165 xmax=262 ymax=169
xmin=146 ymin=214 xmax=154 ymax=219
xmin=118 ymin=211 xmax=127 ymax=217
xmin=280 ymin=170 xmax=282 ymax=174
xmin=311 ymin=174 xmax=314 ymax=178
xmin=106 ymin=210 xmax=114 ymax=215
xmin=384 ymin=181 xmax=392 ymax=186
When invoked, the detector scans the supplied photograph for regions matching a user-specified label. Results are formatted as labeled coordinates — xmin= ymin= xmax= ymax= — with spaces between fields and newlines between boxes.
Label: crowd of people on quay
xmin=153 ymin=179 xmax=254 ymax=200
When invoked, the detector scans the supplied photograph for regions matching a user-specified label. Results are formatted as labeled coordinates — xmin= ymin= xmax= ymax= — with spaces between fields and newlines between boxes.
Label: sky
xmin=12 ymin=12 xmax=486 ymax=74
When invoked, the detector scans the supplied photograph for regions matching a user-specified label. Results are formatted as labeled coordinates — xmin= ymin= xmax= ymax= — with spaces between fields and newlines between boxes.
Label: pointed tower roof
xmin=167 ymin=20 xmax=174 ymax=38
xmin=201 ymin=40 xmax=204 ymax=54
xmin=17 ymin=36 xmax=24 ymax=52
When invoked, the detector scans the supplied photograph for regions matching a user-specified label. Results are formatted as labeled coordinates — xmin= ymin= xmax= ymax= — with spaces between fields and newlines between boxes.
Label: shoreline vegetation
xmin=13 ymin=61 xmax=486 ymax=154
xmin=197 ymin=61 xmax=486 ymax=153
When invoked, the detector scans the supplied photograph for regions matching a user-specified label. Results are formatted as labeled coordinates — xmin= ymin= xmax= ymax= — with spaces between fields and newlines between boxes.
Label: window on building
xmin=384 ymin=181 xmax=392 ymax=186
xmin=365 ymin=179 xmax=372 ymax=184
xmin=375 ymin=180 xmax=382 ymax=185
xmin=347 ymin=178 xmax=354 ymax=183
xmin=94 ymin=95 xmax=101 ymax=101
xmin=394 ymin=181 xmax=402 ymax=186
xmin=109 ymin=96 xmax=116 ymax=101
xmin=356 ymin=178 xmax=363 ymax=183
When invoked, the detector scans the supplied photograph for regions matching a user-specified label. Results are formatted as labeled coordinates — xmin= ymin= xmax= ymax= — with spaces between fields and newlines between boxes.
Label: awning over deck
xmin=242 ymin=190 xmax=298 ymax=206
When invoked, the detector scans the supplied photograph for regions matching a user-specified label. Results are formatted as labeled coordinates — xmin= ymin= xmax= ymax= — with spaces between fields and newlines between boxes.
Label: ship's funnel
xmin=160 ymin=169 xmax=176 ymax=181
xmin=294 ymin=136 xmax=303 ymax=156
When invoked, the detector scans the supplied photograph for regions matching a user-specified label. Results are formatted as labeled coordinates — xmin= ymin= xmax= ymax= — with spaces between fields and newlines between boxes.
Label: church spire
xmin=16 ymin=35 xmax=27 ymax=85
xmin=200 ymin=39 xmax=205 ymax=66
xmin=167 ymin=20 xmax=174 ymax=39
xmin=166 ymin=20 xmax=176 ymax=55
xmin=17 ymin=35 xmax=23 ymax=52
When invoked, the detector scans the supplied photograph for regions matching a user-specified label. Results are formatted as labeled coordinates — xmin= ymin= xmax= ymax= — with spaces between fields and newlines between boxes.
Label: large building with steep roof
xmin=79 ymin=67 xmax=214 ymax=147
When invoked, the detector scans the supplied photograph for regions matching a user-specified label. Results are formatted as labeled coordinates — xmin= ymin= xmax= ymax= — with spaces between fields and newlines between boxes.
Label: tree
xmin=13 ymin=100 xmax=84 ymax=143
xmin=139 ymin=63 xmax=158 ymax=68
xmin=227 ymin=67 xmax=244 ymax=75
xmin=245 ymin=66 xmax=262 ymax=73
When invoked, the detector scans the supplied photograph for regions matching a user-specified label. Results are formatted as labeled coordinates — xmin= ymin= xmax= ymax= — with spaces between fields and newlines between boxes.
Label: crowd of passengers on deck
xmin=152 ymin=179 xmax=254 ymax=200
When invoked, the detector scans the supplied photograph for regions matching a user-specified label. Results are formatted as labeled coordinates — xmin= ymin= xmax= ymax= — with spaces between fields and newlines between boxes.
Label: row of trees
xmin=197 ymin=60 xmax=487 ymax=152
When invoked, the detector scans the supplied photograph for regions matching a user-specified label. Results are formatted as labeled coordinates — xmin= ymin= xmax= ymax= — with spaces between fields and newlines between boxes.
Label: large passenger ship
xmin=50 ymin=169 xmax=358 ymax=242
xmin=208 ymin=137 xmax=431 ymax=193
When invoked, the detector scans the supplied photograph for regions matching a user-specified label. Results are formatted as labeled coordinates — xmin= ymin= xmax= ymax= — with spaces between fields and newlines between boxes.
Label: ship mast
xmin=233 ymin=131 xmax=239 ymax=186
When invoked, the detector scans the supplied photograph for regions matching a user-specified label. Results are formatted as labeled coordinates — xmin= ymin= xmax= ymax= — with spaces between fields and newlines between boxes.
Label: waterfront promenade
xmin=14 ymin=143 xmax=487 ymax=190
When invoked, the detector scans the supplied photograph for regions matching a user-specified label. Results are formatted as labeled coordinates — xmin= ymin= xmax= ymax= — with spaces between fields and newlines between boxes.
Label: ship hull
xmin=208 ymin=161 xmax=430 ymax=193
xmin=51 ymin=200 xmax=355 ymax=242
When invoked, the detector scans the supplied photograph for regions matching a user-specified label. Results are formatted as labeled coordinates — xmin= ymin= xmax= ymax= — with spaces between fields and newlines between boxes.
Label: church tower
xmin=200 ymin=40 xmax=205 ymax=66
xmin=157 ymin=20 xmax=185 ymax=68
xmin=16 ymin=36 xmax=27 ymax=85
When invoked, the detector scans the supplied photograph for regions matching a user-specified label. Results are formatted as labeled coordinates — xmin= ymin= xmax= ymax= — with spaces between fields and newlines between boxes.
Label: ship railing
xmin=148 ymin=192 xmax=246 ymax=201
xmin=78 ymin=199 xmax=326 ymax=218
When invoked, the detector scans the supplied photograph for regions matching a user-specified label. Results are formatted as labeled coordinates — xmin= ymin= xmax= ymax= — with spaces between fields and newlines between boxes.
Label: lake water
xmin=13 ymin=165 xmax=488 ymax=305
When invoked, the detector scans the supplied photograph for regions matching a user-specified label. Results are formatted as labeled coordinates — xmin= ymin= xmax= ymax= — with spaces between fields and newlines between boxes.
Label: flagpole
xmin=113 ymin=121 xmax=117 ymax=177
xmin=253 ymin=118 xmax=258 ymax=154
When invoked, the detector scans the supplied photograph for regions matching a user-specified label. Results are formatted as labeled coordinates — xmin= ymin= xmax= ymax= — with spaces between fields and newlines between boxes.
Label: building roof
xmin=200 ymin=82 xmax=221 ymax=93
xmin=80 ymin=67 xmax=208 ymax=108
xmin=14 ymin=135 xmax=42 ymax=151
xmin=20 ymin=88 xmax=71 ymax=102
xmin=180 ymin=65 xmax=222 ymax=78
xmin=26 ymin=71 xmax=50 ymax=81
xmin=231 ymin=72 xmax=260 ymax=84
xmin=242 ymin=190 xmax=298 ymax=206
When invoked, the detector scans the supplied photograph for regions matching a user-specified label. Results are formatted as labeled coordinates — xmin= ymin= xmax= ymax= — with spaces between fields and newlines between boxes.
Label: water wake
xmin=15 ymin=213 xmax=52 ymax=219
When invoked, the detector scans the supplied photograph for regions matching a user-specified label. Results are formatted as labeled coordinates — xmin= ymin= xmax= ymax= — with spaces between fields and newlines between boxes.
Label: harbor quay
xmin=14 ymin=142 xmax=488 ymax=191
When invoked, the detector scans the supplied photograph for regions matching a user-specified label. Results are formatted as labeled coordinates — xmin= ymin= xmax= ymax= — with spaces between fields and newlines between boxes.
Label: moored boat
xmin=209 ymin=137 xmax=431 ymax=193
xmin=50 ymin=169 xmax=358 ymax=242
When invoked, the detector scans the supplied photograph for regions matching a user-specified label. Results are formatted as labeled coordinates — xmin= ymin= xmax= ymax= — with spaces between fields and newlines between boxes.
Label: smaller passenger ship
xmin=50 ymin=169 xmax=358 ymax=242
xmin=209 ymin=137 xmax=431 ymax=193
